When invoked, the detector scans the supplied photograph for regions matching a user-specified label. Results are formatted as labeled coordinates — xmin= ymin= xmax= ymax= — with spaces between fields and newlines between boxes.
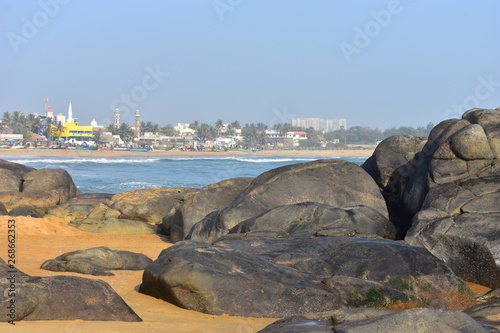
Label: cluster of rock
xmin=1 ymin=108 xmax=500 ymax=329
xmin=0 ymin=160 xmax=78 ymax=217
xmin=141 ymin=108 xmax=500 ymax=330
xmin=0 ymin=257 xmax=141 ymax=322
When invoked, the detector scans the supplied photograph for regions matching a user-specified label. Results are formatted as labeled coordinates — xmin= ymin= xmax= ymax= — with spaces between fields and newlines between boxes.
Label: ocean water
xmin=2 ymin=155 xmax=368 ymax=194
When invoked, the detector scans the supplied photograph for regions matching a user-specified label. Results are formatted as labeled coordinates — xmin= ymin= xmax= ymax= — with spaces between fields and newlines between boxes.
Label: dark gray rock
xmin=0 ymin=158 xmax=35 ymax=177
xmin=331 ymin=308 xmax=487 ymax=333
xmin=188 ymin=159 xmax=388 ymax=242
xmin=257 ymin=316 xmax=332 ymax=333
xmin=40 ymin=246 xmax=152 ymax=276
xmin=167 ymin=177 xmax=253 ymax=242
xmin=0 ymin=275 xmax=141 ymax=322
xmin=406 ymin=175 xmax=500 ymax=288
xmin=362 ymin=135 xmax=427 ymax=238
xmin=68 ymin=218 xmax=157 ymax=234
xmin=0 ymin=201 xmax=8 ymax=215
xmin=0 ymin=257 xmax=30 ymax=282
xmin=465 ymin=298 xmax=500 ymax=320
xmin=22 ymin=168 xmax=79 ymax=204
xmin=257 ymin=309 xmax=397 ymax=333
xmin=364 ymin=109 xmax=500 ymax=239
xmin=140 ymin=237 xmax=473 ymax=317
xmin=0 ymin=169 xmax=22 ymax=192
xmin=8 ymin=204 xmax=44 ymax=218
xmin=228 ymin=203 xmax=396 ymax=240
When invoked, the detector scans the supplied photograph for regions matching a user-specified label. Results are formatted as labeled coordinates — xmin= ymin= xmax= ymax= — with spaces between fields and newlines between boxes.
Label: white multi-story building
xmin=292 ymin=118 xmax=347 ymax=132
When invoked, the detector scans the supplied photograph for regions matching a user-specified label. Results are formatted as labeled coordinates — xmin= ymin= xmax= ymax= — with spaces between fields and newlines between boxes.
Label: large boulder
xmin=258 ymin=308 xmax=488 ymax=333
xmin=362 ymin=135 xmax=427 ymax=238
xmin=0 ymin=202 xmax=7 ymax=215
xmin=0 ymin=169 xmax=22 ymax=192
xmin=45 ymin=193 xmax=114 ymax=219
xmin=0 ymin=191 xmax=60 ymax=214
xmin=68 ymin=218 xmax=157 ymax=234
xmin=0 ymin=258 xmax=141 ymax=322
xmin=0 ymin=160 xmax=80 ymax=213
xmin=364 ymin=108 xmax=500 ymax=238
xmin=464 ymin=297 xmax=500 ymax=331
xmin=103 ymin=187 xmax=198 ymax=223
xmin=406 ymin=175 xmax=500 ymax=288
xmin=187 ymin=159 xmax=388 ymax=242
xmin=41 ymin=246 xmax=152 ymax=276
xmin=140 ymin=237 xmax=473 ymax=318
xmin=167 ymin=177 xmax=253 ymax=242
xmin=8 ymin=204 xmax=44 ymax=218
xmin=22 ymin=168 xmax=79 ymax=204
xmin=0 ymin=159 xmax=35 ymax=177
xmin=227 ymin=202 xmax=396 ymax=240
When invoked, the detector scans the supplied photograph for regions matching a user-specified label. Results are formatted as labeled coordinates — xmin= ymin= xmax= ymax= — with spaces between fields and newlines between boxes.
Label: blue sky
xmin=1 ymin=0 xmax=499 ymax=130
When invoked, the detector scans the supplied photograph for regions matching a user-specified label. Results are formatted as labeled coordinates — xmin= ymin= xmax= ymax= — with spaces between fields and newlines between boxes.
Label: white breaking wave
xmin=234 ymin=157 xmax=318 ymax=163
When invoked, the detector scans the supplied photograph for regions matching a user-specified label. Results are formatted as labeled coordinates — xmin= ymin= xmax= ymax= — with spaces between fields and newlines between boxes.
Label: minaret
xmin=67 ymin=102 xmax=73 ymax=123
xmin=135 ymin=109 xmax=141 ymax=137
xmin=114 ymin=109 xmax=120 ymax=127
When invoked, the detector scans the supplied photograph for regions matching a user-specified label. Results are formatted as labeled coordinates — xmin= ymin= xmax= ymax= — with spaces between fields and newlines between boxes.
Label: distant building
xmin=292 ymin=118 xmax=347 ymax=132
xmin=54 ymin=118 xmax=93 ymax=143
xmin=46 ymin=102 xmax=94 ymax=143
xmin=174 ymin=123 xmax=195 ymax=136
xmin=265 ymin=130 xmax=308 ymax=147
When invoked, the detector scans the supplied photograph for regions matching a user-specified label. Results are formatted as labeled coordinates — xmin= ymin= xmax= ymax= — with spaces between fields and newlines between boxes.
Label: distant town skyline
xmin=1 ymin=1 xmax=499 ymax=130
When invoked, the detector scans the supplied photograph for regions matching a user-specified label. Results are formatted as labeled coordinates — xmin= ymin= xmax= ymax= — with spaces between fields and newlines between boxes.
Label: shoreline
xmin=0 ymin=149 xmax=374 ymax=158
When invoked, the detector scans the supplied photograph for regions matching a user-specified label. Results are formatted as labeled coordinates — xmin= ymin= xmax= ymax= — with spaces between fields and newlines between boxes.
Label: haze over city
xmin=1 ymin=0 xmax=499 ymax=129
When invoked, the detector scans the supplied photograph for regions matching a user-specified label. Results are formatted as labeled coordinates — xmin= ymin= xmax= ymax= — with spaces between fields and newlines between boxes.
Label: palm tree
xmin=56 ymin=121 xmax=65 ymax=141
xmin=118 ymin=122 xmax=135 ymax=142
xmin=215 ymin=119 xmax=224 ymax=137
xmin=190 ymin=120 xmax=200 ymax=132
xmin=160 ymin=124 xmax=177 ymax=136
xmin=196 ymin=123 xmax=216 ymax=142
xmin=228 ymin=120 xmax=241 ymax=137
xmin=11 ymin=111 xmax=24 ymax=134
xmin=2 ymin=112 xmax=12 ymax=132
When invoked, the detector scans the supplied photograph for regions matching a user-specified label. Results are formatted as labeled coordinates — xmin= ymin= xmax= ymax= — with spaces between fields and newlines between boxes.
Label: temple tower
xmin=67 ymin=102 xmax=73 ymax=123
xmin=135 ymin=109 xmax=141 ymax=137
xmin=114 ymin=109 xmax=120 ymax=127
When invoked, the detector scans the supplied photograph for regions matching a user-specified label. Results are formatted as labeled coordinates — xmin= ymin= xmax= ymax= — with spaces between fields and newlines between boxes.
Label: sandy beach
xmin=0 ymin=216 xmax=276 ymax=333
xmin=0 ymin=148 xmax=375 ymax=158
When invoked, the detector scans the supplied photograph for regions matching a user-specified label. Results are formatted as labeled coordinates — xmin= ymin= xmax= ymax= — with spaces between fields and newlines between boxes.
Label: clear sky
xmin=1 ymin=0 xmax=499 ymax=130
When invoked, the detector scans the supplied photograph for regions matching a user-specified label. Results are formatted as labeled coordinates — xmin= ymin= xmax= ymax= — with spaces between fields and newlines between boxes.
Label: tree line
xmin=1 ymin=111 xmax=434 ymax=146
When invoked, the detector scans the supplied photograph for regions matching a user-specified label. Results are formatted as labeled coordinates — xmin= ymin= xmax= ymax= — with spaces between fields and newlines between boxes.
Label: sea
xmin=2 ymin=155 xmax=368 ymax=194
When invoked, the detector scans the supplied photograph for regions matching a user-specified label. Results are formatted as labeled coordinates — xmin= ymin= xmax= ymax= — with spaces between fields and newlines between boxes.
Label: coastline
xmin=0 ymin=149 xmax=374 ymax=158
